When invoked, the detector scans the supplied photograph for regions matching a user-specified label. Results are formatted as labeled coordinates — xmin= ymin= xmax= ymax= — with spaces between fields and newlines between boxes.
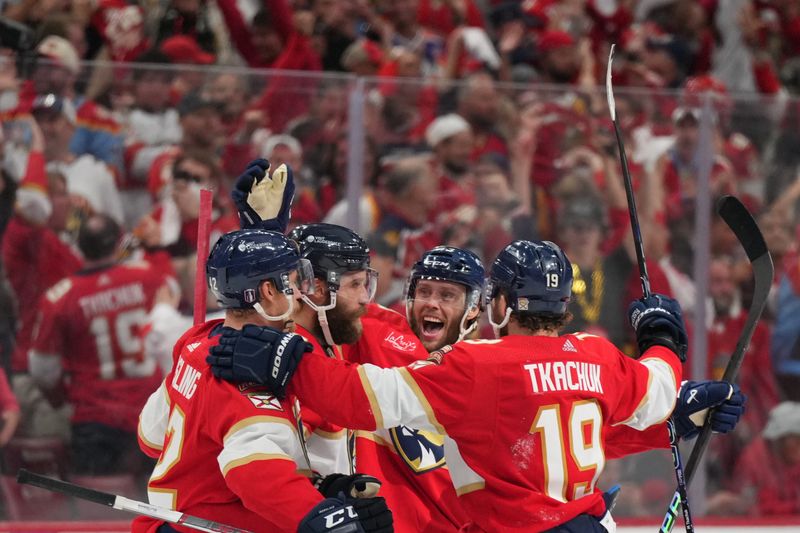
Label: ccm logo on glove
xmin=325 ymin=505 xmax=358 ymax=528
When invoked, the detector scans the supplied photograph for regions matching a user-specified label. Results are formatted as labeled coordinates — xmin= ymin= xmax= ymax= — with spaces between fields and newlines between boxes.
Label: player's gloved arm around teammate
xmin=232 ymin=158 xmax=295 ymax=232
xmin=672 ymin=380 xmax=747 ymax=439
xmin=628 ymin=294 xmax=689 ymax=361
xmin=206 ymin=325 xmax=312 ymax=399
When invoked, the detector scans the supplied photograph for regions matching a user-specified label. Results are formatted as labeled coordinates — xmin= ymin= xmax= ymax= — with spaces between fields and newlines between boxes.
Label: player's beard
xmin=409 ymin=312 xmax=463 ymax=352
xmin=325 ymin=303 xmax=367 ymax=345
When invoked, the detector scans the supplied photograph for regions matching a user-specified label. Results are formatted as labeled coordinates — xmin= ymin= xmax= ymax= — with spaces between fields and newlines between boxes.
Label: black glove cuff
xmin=638 ymin=333 xmax=686 ymax=362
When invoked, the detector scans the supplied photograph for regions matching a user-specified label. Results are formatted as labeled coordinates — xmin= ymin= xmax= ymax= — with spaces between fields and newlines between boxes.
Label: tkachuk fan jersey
xmin=135 ymin=321 xmax=323 ymax=533
xmin=288 ymin=333 xmax=682 ymax=532
xmin=344 ymin=303 xmax=468 ymax=532
xmin=29 ymin=261 xmax=169 ymax=431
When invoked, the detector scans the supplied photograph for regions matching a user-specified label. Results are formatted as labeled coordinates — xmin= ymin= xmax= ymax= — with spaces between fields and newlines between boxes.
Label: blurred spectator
xmin=3 ymin=118 xmax=82 ymax=439
xmin=710 ymin=402 xmax=800 ymax=516
xmin=32 ymin=93 xmax=124 ymax=225
xmin=215 ymin=0 xmax=319 ymax=70
xmin=0 ymin=366 xmax=19 ymax=446
xmin=29 ymin=213 xmax=170 ymax=475
xmin=706 ymin=255 xmax=779 ymax=434
xmin=123 ymin=49 xmax=180 ymax=225
xmin=159 ymin=34 xmax=215 ymax=101
xmin=455 ymin=71 xmax=507 ymax=160
xmin=31 ymin=34 xmax=79 ymax=99
xmin=286 ymin=78 xmax=348 ymax=178
xmin=153 ymin=0 xmax=217 ymax=54
xmin=773 ymin=253 xmax=800 ymax=401
xmin=370 ymin=155 xmax=437 ymax=304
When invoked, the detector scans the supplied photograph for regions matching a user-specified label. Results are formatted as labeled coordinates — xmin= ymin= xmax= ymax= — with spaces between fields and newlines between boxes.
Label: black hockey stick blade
xmin=17 ymin=468 xmax=115 ymax=506
xmin=684 ymin=195 xmax=774 ymax=484
xmin=17 ymin=469 xmax=254 ymax=533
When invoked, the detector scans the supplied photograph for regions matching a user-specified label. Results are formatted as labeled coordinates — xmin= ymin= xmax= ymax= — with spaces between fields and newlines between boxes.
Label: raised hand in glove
xmin=672 ymin=380 xmax=747 ymax=440
xmin=297 ymin=496 xmax=364 ymax=533
xmin=628 ymin=294 xmax=688 ymax=361
xmin=206 ymin=325 xmax=313 ymax=398
xmin=232 ymin=158 xmax=295 ymax=232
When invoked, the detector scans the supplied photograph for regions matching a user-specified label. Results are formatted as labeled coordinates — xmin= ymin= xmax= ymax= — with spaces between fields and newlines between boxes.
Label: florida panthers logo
xmin=389 ymin=426 xmax=446 ymax=473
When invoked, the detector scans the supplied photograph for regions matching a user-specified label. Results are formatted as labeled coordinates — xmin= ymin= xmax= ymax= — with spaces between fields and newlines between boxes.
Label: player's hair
xmin=78 ymin=213 xmax=122 ymax=261
xmin=514 ymin=310 xmax=573 ymax=333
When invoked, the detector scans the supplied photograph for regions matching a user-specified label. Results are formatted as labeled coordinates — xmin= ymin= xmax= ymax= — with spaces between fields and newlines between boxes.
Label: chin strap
xmin=456 ymin=306 xmax=479 ymax=343
xmin=487 ymin=304 xmax=512 ymax=339
xmin=253 ymin=293 xmax=296 ymax=322
xmin=300 ymin=291 xmax=338 ymax=347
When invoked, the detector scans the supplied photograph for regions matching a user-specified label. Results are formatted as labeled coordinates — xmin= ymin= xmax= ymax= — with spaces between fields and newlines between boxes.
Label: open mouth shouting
xmin=420 ymin=315 xmax=446 ymax=344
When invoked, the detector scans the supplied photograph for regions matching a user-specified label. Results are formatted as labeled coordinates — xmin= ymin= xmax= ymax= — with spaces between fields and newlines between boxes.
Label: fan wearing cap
xmin=709 ymin=402 xmax=800 ymax=516
xmin=159 ymin=35 xmax=216 ymax=103
xmin=30 ymin=93 xmax=125 ymax=227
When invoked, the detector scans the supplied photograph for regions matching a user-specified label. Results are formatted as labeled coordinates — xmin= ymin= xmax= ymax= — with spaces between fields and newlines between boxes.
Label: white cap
xmin=260 ymin=134 xmax=302 ymax=159
xmin=763 ymin=402 xmax=800 ymax=440
xmin=425 ymin=113 xmax=471 ymax=148
xmin=36 ymin=35 xmax=80 ymax=76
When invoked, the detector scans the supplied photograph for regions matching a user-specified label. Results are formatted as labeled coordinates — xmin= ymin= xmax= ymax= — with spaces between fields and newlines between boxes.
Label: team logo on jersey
xmin=389 ymin=426 xmax=446 ymax=473
xmin=246 ymin=393 xmax=283 ymax=411
xmin=383 ymin=332 xmax=418 ymax=352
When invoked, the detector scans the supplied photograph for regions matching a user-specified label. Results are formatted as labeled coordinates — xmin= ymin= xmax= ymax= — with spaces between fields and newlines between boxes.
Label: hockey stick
xmin=684 ymin=195 xmax=773 ymax=483
xmin=16 ymin=469 xmax=253 ymax=533
xmin=659 ymin=195 xmax=773 ymax=532
xmin=605 ymin=44 xmax=694 ymax=532
xmin=194 ymin=188 xmax=213 ymax=326
xmin=606 ymin=44 xmax=651 ymax=298
xmin=606 ymin=43 xmax=698 ymax=532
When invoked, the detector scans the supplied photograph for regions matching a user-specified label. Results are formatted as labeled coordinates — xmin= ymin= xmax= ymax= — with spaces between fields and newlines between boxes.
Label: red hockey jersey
xmin=289 ymin=333 xmax=682 ymax=532
xmin=344 ymin=304 xmax=468 ymax=532
xmin=29 ymin=261 xmax=168 ymax=431
xmin=136 ymin=320 xmax=324 ymax=533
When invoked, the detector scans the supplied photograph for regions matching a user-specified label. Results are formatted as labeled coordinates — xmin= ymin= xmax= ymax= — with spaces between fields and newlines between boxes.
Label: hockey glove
xmin=232 ymin=158 xmax=295 ymax=232
xmin=297 ymin=496 xmax=364 ymax=533
xmin=672 ymin=380 xmax=747 ymax=440
xmin=317 ymin=474 xmax=382 ymax=499
xmin=206 ymin=325 xmax=313 ymax=398
xmin=350 ymin=497 xmax=393 ymax=533
xmin=628 ymin=294 xmax=688 ymax=361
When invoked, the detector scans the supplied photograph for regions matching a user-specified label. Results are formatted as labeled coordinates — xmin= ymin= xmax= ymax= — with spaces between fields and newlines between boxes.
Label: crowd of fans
xmin=1 ymin=0 xmax=800 ymax=521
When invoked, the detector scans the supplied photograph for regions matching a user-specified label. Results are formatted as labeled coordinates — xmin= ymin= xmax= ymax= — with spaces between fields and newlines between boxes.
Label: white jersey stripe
xmin=218 ymin=417 xmax=304 ymax=476
xmin=138 ymin=381 xmax=170 ymax=451
xmin=616 ymin=357 xmax=678 ymax=430
xmin=359 ymin=364 xmax=441 ymax=433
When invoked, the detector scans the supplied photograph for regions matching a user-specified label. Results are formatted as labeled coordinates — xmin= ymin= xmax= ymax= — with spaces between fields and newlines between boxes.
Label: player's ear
xmin=259 ymin=280 xmax=277 ymax=300
xmin=466 ymin=306 xmax=480 ymax=321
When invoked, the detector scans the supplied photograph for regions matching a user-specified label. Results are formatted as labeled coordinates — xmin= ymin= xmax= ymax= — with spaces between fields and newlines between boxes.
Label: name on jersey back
xmin=524 ymin=361 xmax=603 ymax=394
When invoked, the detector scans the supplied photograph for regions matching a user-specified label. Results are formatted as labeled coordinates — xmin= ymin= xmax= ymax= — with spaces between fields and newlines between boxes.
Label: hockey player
xmin=343 ymin=246 xmax=485 ymax=532
xmin=209 ymin=239 xmax=747 ymax=532
xmin=136 ymin=228 xmax=392 ymax=533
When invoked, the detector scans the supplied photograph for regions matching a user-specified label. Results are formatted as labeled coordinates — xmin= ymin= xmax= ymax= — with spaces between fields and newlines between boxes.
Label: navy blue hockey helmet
xmin=405 ymin=246 xmax=486 ymax=342
xmin=206 ymin=229 xmax=312 ymax=309
xmin=406 ymin=246 xmax=485 ymax=303
xmin=486 ymin=240 xmax=573 ymax=318
xmin=289 ymin=223 xmax=372 ymax=288
xmin=288 ymin=223 xmax=377 ymax=346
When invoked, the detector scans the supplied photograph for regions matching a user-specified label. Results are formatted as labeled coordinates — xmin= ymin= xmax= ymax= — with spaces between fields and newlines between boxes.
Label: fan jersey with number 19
xmin=29 ymin=261 xmax=170 ymax=431
xmin=288 ymin=332 xmax=682 ymax=532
